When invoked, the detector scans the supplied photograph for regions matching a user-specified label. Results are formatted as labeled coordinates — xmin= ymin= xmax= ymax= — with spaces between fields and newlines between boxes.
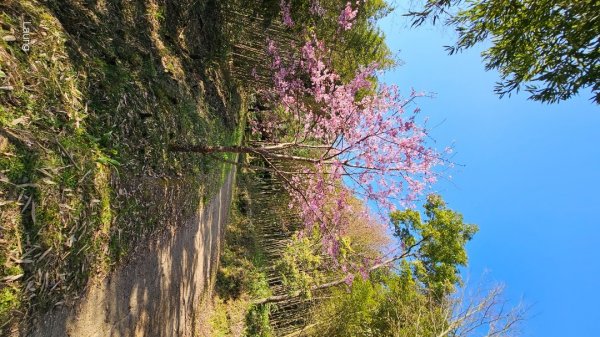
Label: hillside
xmin=0 ymin=0 xmax=246 ymax=334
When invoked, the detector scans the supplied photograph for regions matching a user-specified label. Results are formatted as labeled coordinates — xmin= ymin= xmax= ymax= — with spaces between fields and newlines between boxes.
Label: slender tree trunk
xmin=169 ymin=143 xmax=323 ymax=164
xmin=168 ymin=144 xmax=257 ymax=154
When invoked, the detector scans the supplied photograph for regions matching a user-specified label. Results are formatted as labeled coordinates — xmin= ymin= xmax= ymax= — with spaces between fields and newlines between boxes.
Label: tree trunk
xmin=169 ymin=143 xmax=323 ymax=164
xmin=169 ymin=144 xmax=257 ymax=154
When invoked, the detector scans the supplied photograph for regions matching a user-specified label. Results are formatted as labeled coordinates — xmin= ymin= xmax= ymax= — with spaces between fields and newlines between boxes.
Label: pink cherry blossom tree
xmin=171 ymin=2 xmax=442 ymax=265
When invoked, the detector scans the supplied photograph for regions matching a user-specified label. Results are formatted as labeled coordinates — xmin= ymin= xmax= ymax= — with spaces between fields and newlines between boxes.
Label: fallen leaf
xmin=38 ymin=247 xmax=52 ymax=261
xmin=10 ymin=116 xmax=30 ymax=126
xmin=65 ymin=235 xmax=76 ymax=248
xmin=42 ymin=178 xmax=57 ymax=185
xmin=13 ymin=258 xmax=33 ymax=264
xmin=60 ymin=204 xmax=75 ymax=211
xmin=2 ymin=274 xmax=23 ymax=282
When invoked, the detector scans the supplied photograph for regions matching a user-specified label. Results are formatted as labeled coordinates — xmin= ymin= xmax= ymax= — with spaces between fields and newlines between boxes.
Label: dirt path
xmin=28 ymin=169 xmax=236 ymax=337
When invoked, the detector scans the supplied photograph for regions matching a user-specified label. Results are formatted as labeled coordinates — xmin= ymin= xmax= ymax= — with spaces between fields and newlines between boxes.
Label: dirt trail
xmin=28 ymin=169 xmax=236 ymax=337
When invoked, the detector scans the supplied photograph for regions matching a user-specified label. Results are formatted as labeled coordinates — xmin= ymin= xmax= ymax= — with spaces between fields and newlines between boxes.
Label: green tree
xmin=307 ymin=195 xmax=523 ymax=336
xmin=313 ymin=271 xmax=525 ymax=337
xmin=392 ymin=194 xmax=478 ymax=300
xmin=409 ymin=0 xmax=600 ymax=104
xmin=311 ymin=193 xmax=476 ymax=335
xmin=313 ymin=269 xmax=448 ymax=337
xmin=254 ymin=194 xmax=477 ymax=305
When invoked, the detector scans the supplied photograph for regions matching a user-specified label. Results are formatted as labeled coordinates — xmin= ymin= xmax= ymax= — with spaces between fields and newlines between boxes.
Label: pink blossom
xmin=280 ymin=0 xmax=294 ymax=27
xmin=344 ymin=273 xmax=355 ymax=286
xmin=310 ymin=0 xmax=326 ymax=16
xmin=257 ymin=30 xmax=440 ymax=270
xmin=338 ymin=2 xmax=358 ymax=31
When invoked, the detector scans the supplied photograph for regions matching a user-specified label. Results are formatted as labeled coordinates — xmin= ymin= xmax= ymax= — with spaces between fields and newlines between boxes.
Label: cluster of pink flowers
xmin=309 ymin=0 xmax=326 ymax=17
xmin=280 ymin=1 xmax=359 ymax=30
xmin=280 ymin=0 xmax=294 ymax=27
xmin=338 ymin=2 xmax=359 ymax=31
xmin=260 ymin=35 xmax=439 ymax=263
xmin=262 ymin=1 xmax=441 ymax=277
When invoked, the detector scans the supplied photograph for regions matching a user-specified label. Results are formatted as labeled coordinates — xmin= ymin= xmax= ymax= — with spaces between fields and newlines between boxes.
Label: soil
xmin=28 ymin=169 xmax=236 ymax=337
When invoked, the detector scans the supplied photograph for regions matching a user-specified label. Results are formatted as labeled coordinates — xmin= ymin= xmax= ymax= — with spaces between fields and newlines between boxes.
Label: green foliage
xmin=209 ymin=299 xmax=231 ymax=337
xmin=332 ymin=0 xmax=396 ymax=80
xmin=276 ymin=231 xmax=326 ymax=298
xmin=309 ymin=0 xmax=395 ymax=80
xmin=217 ymin=254 xmax=270 ymax=299
xmin=0 ymin=286 xmax=21 ymax=324
xmin=314 ymin=270 xmax=449 ymax=337
xmin=392 ymin=194 xmax=478 ymax=299
xmin=216 ymin=186 xmax=271 ymax=300
xmin=212 ymin=172 xmax=277 ymax=336
xmin=410 ymin=0 xmax=600 ymax=103
xmin=0 ymin=216 xmax=23 ymax=326
xmin=246 ymin=304 xmax=275 ymax=337
xmin=209 ymin=295 xmax=250 ymax=337
xmin=318 ymin=277 xmax=384 ymax=336
xmin=312 ymin=195 xmax=477 ymax=335
xmin=274 ymin=200 xmax=390 ymax=299
xmin=216 ymin=207 xmax=271 ymax=301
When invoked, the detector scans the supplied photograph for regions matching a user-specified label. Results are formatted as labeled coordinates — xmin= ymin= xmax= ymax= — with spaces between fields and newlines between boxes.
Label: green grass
xmin=245 ymin=304 xmax=275 ymax=337
xmin=0 ymin=287 xmax=20 ymax=325
xmin=215 ymin=174 xmax=271 ymax=301
xmin=210 ymin=171 xmax=274 ymax=336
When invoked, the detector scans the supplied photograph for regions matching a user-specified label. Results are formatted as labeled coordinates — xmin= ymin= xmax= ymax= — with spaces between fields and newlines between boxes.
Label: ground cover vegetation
xmin=209 ymin=169 xmax=273 ymax=337
xmin=0 ymin=0 xmax=249 ymax=334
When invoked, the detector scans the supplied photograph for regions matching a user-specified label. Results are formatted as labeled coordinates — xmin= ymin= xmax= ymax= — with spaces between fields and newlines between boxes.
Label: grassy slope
xmin=208 ymin=168 xmax=273 ymax=337
xmin=0 ymin=0 xmax=246 ymax=333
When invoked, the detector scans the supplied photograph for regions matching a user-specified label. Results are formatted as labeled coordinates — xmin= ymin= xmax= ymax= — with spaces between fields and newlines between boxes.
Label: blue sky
xmin=378 ymin=11 xmax=600 ymax=337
